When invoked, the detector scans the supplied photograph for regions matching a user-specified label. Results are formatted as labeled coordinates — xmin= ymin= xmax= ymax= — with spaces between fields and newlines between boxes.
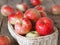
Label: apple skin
xmin=39 ymin=11 xmax=47 ymax=17
xmin=24 ymin=8 xmax=41 ymax=22
xmin=15 ymin=9 xmax=24 ymax=18
xmin=0 ymin=35 xmax=10 ymax=45
xmin=8 ymin=10 xmax=23 ymax=24
xmin=34 ymin=5 xmax=46 ymax=12
xmin=30 ymin=0 xmax=41 ymax=6
xmin=34 ymin=5 xmax=47 ymax=17
xmin=50 ymin=5 xmax=60 ymax=15
xmin=36 ymin=17 xmax=54 ymax=36
xmin=1 ymin=5 xmax=14 ymax=16
xmin=26 ymin=31 xmax=40 ymax=38
xmin=14 ymin=18 xmax=32 ymax=35
xmin=16 ymin=3 xmax=28 ymax=12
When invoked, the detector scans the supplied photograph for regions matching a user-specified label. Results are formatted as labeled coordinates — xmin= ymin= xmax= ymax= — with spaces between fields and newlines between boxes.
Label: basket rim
xmin=8 ymin=22 xmax=58 ymax=40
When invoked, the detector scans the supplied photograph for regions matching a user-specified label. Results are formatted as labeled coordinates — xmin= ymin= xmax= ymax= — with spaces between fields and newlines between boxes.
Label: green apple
xmin=26 ymin=31 xmax=40 ymax=38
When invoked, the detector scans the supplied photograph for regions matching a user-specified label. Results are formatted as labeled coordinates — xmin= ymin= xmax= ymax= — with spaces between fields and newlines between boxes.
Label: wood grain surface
xmin=0 ymin=0 xmax=60 ymax=45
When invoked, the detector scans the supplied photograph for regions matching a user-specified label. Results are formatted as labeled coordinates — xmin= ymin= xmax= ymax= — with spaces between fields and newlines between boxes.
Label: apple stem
xmin=31 ymin=31 xmax=35 ymax=34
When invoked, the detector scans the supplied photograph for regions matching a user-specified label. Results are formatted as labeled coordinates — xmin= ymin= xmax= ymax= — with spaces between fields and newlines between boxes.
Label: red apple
xmin=8 ymin=10 xmax=23 ymax=24
xmin=14 ymin=18 xmax=32 ymax=35
xmin=50 ymin=5 xmax=60 ymax=15
xmin=34 ymin=5 xmax=46 ymax=12
xmin=34 ymin=5 xmax=47 ymax=17
xmin=0 ymin=35 xmax=10 ymax=45
xmin=16 ymin=3 xmax=28 ymax=12
xmin=15 ymin=9 xmax=24 ymax=17
xmin=1 ymin=5 xmax=14 ymax=16
xmin=24 ymin=8 xmax=41 ymax=22
xmin=36 ymin=17 xmax=54 ymax=36
xmin=39 ymin=11 xmax=47 ymax=17
xmin=30 ymin=0 xmax=41 ymax=6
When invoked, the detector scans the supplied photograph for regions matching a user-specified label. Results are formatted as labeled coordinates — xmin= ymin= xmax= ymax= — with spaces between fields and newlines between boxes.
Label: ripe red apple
xmin=50 ymin=5 xmax=60 ymax=15
xmin=16 ymin=3 xmax=28 ymax=12
xmin=1 ymin=5 xmax=14 ymax=16
xmin=30 ymin=0 xmax=41 ymax=6
xmin=8 ymin=10 xmax=23 ymax=24
xmin=15 ymin=9 xmax=24 ymax=17
xmin=34 ymin=5 xmax=47 ymax=17
xmin=0 ymin=35 xmax=10 ymax=45
xmin=36 ymin=17 xmax=54 ymax=36
xmin=24 ymin=8 xmax=41 ymax=22
xmin=34 ymin=5 xmax=46 ymax=12
xmin=26 ymin=31 xmax=40 ymax=38
xmin=14 ymin=18 xmax=32 ymax=35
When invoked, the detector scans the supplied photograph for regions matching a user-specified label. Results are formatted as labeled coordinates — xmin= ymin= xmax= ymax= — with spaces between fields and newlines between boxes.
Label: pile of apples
xmin=1 ymin=0 xmax=56 ymax=38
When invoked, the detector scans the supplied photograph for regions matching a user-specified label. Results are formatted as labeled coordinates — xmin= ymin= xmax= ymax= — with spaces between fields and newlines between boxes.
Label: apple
xmin=1 ymin=5 xmax=14 ymax=16
xmin=14 ymin=18 xmax=32 ymax=35
xmin=15 ymin=9 xmax=24 ymax=17
xmin=26 ymin=31 xmax=40 ymax=38
xmin=0 ymin=35 xmax=10 ymax=45
xmin=34 ymin=5 xmax=46 ymax=12
xmin=24 ymin=8 xmax=41 ymax=22
xmin=30 ymin=0 xmax=41 ymax=6
xmin=8 ymin=10 xmax=23 ymax=24
xmin=16 ymin=3 xmax=28 ymax=12
xmin=39 ymin=11 xmax=47 ymax=17
xmin=34 ymin=5 xmax=47 ymax=17
xmin=50 ymin=5 xmax=60 ymax=15
xmin=36 ymin=17 xmax=54 ymax=36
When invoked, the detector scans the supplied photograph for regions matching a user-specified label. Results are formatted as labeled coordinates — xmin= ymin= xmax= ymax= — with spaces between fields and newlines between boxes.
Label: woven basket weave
xmin=8 ymin=22 xmax=58 ymax=45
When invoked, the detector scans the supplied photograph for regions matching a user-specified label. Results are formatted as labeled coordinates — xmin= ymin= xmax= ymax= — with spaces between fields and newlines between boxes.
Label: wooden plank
xmin=52 ymin=0 xmax=60 ymax=5
xmin=0 ymin=9 xmax=4 ymax=33
xmin=0 ymin=16 xmax=3 ymax=34
xmin=41 ymin=0 xmax=55 ymax=11
xmin=0 ymin=15 xmax=3 ymax=27
xmin=0 ymin=0 xmax=8 ymax=6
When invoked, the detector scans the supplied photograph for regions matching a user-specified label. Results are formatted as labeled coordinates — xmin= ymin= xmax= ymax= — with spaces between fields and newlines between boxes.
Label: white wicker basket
xmin=8 ymin=22 xmax=58 ymax=45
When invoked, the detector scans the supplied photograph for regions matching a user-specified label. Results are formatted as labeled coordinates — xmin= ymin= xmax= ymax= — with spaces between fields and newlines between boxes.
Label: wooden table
xmin=0 ymin=0 xmax=60 ymax=45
